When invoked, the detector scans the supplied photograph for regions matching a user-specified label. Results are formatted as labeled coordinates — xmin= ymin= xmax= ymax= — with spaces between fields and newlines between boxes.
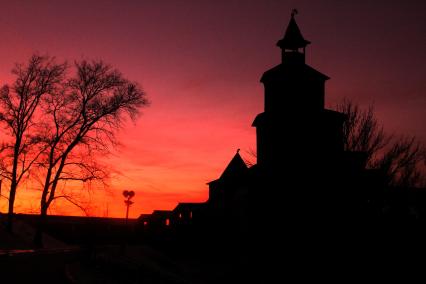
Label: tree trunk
xmin=34 ymin=204 xmax=48 ymax=248
xmin=6 ymin=181 xmax=17 ymax=232
xmin=7 ymin=142 xmax=20 ymax=232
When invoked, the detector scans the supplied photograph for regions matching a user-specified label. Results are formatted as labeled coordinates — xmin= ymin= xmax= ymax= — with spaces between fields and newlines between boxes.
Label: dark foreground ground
xmin=4 ymin=216 xmax=426 ymax=283
xmin=0 ymin=244 xmax=243 ymax=284
xmin=0 ymin=220 xmax=246 ymax=284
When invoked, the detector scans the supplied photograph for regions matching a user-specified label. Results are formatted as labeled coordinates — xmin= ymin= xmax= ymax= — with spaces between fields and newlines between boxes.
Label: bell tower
xmin=277 ymin=9 xmax=310 ymax=65
xmin=252 ymin=11 xmax=345 ymax=170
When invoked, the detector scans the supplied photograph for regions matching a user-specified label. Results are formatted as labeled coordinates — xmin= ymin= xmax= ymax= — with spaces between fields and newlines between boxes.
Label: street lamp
xmin=123 ymin=190 xmax=135 ymax=225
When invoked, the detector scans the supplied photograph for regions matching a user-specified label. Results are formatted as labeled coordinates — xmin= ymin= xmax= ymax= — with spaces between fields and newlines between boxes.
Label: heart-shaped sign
xmin=123 ymin=190 xmax=135 ymax=199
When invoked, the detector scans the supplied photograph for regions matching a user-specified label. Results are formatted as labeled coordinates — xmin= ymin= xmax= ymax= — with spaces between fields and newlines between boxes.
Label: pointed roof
xmin=277 ymin=10 xmax=310 ymax=50
xmin=219 ymin=149 xmax=248 ymax=180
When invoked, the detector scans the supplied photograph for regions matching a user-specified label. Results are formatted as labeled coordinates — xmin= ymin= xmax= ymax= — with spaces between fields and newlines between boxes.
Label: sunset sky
xmin=0 ymin=1 xmax=424 ymax=218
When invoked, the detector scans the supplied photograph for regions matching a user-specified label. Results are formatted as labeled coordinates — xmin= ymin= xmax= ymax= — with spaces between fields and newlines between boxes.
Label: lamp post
xmin=123 ymin=190 xmax=135 ymax=225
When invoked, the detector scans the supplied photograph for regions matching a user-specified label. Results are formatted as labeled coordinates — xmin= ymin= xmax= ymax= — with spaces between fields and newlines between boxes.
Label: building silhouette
xmin=138 ymin=12 xmax=378 ymax=238
xmin=137 ymin=15 xmax=426 ymax=266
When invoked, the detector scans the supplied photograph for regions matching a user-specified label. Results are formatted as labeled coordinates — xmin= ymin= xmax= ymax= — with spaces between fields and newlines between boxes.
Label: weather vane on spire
xmin=291 ymin=9 xmax=298 ymax=18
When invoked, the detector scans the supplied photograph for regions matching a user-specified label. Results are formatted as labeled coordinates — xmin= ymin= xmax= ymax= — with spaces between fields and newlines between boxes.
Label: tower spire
xmin=277 ymin=10 xmax=310 ymax=63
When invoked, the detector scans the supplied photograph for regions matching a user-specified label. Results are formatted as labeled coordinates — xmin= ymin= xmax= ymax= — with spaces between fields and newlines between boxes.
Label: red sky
xmin=0 ymin=1 xmax=424 ymax=218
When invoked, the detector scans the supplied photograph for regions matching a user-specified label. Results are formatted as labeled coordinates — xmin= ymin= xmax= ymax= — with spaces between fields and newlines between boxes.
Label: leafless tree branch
xmin=337 ymin=99 xmax=426 ymax=187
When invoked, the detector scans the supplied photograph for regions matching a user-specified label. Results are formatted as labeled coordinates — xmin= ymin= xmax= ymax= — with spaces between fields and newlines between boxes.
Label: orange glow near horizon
xmin=0 ymin=111 xmax=257 ymax=218
xmin=0 ymin=2 xmax=424 ymax=218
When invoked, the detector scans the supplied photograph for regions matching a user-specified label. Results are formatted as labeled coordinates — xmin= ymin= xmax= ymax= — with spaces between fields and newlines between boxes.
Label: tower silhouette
xmin=253 ymin=12 xmax=346 ymax=173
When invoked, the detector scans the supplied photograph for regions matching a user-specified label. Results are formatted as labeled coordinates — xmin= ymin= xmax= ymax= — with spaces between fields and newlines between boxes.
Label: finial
xmin=291 ymin=9 xmax=298 ymax=18
xmin=237 ymin=148 xmax=240 ymax=153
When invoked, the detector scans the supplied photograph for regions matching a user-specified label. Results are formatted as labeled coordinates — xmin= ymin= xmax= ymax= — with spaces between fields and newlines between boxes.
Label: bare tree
xmin=0 ymin=55 xmax=66 ymax=231
xmin=336 ymin=99 xmax=390 ymax=166
xmin=34 ymin=60 xmax=147 ymax=245
xmin=243 ymin=148 xmax=256 ymax=167
xmin=373 ymin=137 xmax=426 ymax=187
xmin=337 ymin=100 xmax=426 ymax=187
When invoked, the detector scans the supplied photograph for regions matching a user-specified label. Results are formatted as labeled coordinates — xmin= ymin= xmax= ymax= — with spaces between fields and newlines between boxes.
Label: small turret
xmin=277 ymin=9 xmax=310 ymax=64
